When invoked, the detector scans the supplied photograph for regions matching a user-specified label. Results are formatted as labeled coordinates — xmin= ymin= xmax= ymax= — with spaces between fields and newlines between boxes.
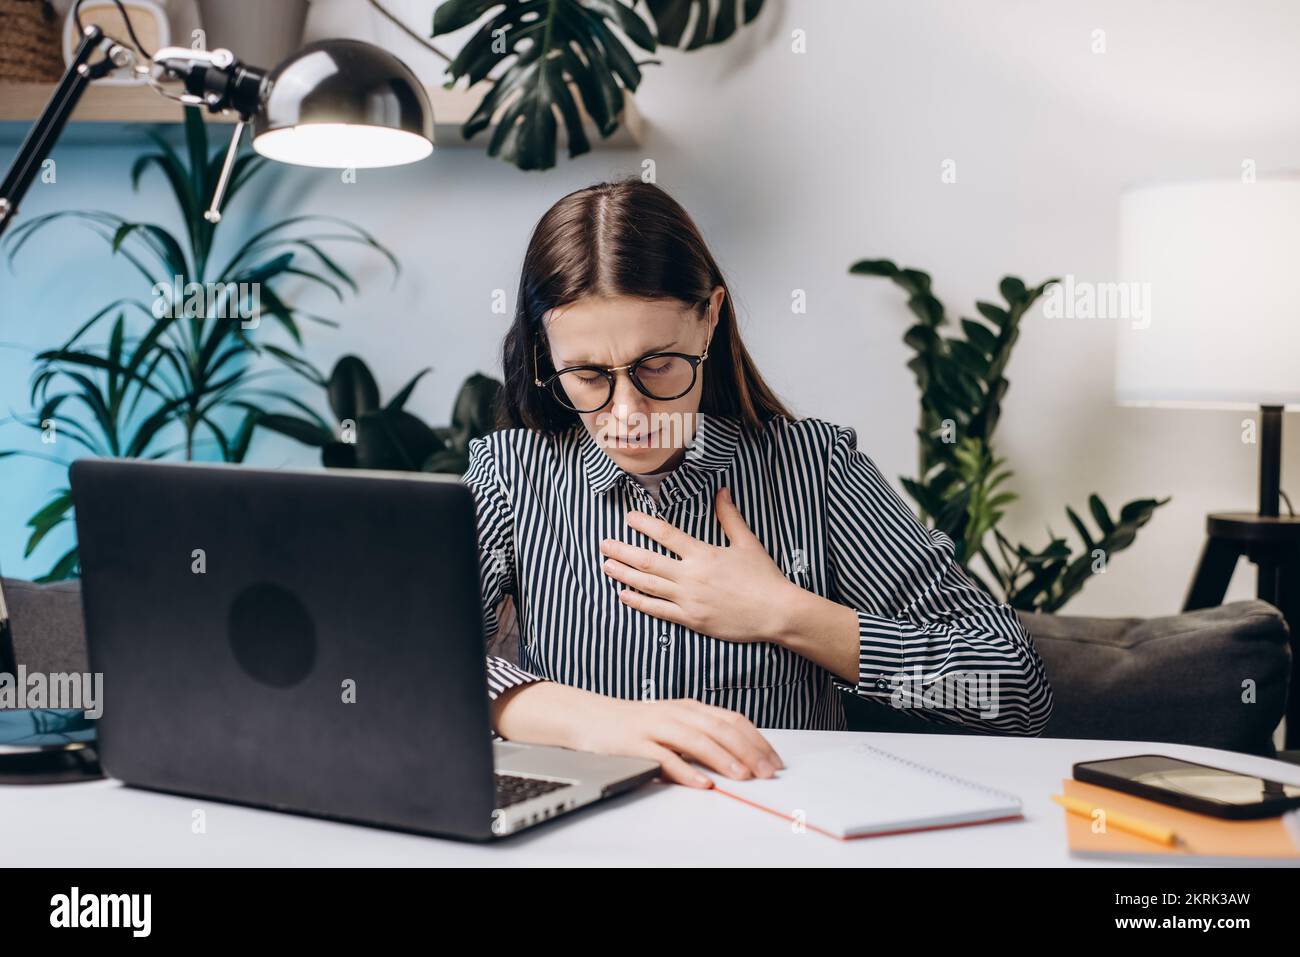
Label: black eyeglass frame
xmin=533 ymin=308 xmax=714 ymax=414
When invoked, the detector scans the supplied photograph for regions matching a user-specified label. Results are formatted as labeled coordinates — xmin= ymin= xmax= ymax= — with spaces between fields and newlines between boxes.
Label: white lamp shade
xmin=1116 ymin=176 xmax=1300 ymax=409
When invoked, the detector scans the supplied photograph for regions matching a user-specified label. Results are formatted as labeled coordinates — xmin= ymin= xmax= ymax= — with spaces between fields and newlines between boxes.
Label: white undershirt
xmin=628 ymin=470 xmax=669 ymax=504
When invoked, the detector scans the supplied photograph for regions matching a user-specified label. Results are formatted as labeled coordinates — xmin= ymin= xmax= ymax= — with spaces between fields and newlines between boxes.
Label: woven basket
xmin=0 ymin=0 xmax=65 ymax=82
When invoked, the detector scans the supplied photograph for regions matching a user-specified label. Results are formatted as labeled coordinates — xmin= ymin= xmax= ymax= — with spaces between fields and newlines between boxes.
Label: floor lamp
xmin=1117 ymin=176 xmax=1300 ymax=749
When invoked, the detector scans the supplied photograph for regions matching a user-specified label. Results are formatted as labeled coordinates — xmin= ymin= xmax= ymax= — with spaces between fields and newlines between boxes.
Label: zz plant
xmin=851 ymin=258 xmax=1168 ymax=613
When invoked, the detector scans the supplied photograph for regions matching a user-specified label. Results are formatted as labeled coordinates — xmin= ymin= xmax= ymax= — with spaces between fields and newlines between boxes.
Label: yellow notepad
xmin=1061 ymin=778 xmax=1300 ymax=864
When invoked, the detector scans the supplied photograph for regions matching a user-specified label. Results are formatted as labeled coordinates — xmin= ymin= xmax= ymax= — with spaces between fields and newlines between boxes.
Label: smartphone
xmin=1073 ymin=754 xmax=1300 ymax=820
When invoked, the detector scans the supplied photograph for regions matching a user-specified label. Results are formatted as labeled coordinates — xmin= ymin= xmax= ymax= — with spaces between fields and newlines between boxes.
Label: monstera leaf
xmin=433 ymin=0 xmax=765 ymax=170
xmin=644 ymin=0 xmax=766 ymax=48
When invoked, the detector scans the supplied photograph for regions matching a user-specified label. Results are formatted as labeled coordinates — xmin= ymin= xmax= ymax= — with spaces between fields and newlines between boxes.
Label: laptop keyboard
xmin=494 ymin=772 xmax=571 ymax=809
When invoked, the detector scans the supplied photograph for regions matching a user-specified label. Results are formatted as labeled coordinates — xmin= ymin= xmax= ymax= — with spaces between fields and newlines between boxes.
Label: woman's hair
xmin=498 ymin=177 xmax=793 ymax=432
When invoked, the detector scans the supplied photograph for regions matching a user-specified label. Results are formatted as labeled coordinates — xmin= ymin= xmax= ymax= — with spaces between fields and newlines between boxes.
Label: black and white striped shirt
xmin=464 ymin=414 xmax=1053 ymax=735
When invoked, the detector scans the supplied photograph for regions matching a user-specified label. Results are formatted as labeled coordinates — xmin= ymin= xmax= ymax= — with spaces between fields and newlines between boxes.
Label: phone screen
xmin=1084 ymin=756 xmax=1300 ymax=807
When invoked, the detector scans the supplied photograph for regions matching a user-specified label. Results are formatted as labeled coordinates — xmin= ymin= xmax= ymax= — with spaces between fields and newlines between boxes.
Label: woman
xmin=466 ymin=179 xmax=1053 ymax=788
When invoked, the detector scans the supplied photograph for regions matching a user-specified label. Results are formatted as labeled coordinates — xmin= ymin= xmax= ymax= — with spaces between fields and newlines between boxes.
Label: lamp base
xmin=1185 ymin=512 xmax=1300 ymax=750
xmin=0 ymin=742 xmax=103 ymax=785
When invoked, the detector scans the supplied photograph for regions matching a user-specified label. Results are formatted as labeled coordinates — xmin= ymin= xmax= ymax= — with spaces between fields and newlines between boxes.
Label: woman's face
xmin=542 ymin=289 xmax=723 ymax=475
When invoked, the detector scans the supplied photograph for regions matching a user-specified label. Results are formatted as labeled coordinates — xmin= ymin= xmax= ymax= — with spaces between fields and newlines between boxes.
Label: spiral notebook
xmin=712 ymin=743 xmax=1023 ymax=840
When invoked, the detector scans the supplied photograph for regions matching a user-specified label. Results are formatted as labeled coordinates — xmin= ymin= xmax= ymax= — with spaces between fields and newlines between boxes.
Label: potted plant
xmin=851 ymin=258 xmax=1168 ymax=613
xmin=2 ymin=108 xmax=396 ymax=580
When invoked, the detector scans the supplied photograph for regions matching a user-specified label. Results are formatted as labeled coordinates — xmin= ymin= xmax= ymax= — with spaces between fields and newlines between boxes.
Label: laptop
xmin=69 ymin=458 xmax=659 ymax=840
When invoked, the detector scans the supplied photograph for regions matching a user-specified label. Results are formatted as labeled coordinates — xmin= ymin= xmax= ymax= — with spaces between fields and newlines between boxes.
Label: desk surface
xmin=11 ymin=731 xmax=1300 ymax=866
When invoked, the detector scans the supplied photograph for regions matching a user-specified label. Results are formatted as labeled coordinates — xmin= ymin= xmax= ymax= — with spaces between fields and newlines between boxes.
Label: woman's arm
xmin=782 ymin=424 xmax=1054 ymax=735
xmin=464 ymin=437 xmax=546 ymax=698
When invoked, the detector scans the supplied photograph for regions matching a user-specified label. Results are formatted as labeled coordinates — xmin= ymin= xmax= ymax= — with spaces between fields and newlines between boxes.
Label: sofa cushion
xmin=1027 ymin=599 xmax=1289 ymax=755
xmin=1 ymin=577 xmax=88 ymax=675
xmin=844 ymin=600 xmax=1290 ymax=755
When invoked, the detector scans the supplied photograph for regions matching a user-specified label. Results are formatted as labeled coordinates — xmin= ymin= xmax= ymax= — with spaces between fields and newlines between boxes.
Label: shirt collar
xmin=578 ymin=414 xmax=743 ymax=495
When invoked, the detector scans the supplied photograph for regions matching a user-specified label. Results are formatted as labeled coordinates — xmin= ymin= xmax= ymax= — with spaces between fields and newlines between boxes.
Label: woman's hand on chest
xmin=599 ymin=486 xmax=801 ymax=643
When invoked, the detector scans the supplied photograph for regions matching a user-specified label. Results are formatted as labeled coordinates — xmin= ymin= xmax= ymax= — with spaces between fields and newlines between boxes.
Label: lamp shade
xmin=251 ymin=39 xmax=433 ymax=169
xmin=1115 ymin=176 xmax=1300 ymax=409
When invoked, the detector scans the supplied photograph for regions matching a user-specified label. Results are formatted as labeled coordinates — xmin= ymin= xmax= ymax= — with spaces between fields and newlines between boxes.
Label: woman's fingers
xmin=617 ymin=588 xmax=686 ymax=624
xmin=601 ymin=557 xmax=677 ymax=599
xmin=655 ymin=721 xmax=757 ymax=781
xmin=675 ymin=706 xmax=780 ymax=777
xmin=600 ymin=538 xmax=679 ymax=579
xmin=643 ymin=743 xmax=713 ymax=789
xmin=625 ymin=511 xmax=698 ymax=557
xmin=683 ymin=700 xmax=785 ymax=769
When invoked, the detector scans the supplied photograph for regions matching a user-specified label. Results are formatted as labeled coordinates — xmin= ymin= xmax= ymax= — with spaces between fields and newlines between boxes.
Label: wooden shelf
xmin=0 ymin=79 xmax=643 ymax=149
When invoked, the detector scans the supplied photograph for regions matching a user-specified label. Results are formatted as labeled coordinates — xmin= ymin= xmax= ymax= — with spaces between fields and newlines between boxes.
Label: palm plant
xmin=2 ymin=108 xmax=396 ymax=581
xmin=431 ymin=0 xmax=767 ymax=170
xmin=851 ymin=258 xmax=1168 ymax=613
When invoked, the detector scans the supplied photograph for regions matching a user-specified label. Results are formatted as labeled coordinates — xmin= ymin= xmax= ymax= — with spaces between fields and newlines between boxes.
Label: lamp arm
xmin=0 ymin=26 xmax=125 ymax=238
xmin=0 ymin=30 xmax=270 ymax=241
xmin=148 ymin=47 xmax=267 ymax=119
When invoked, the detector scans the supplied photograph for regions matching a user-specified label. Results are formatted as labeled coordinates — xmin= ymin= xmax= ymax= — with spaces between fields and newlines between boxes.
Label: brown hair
xmin=498 ymin=178 xmax=793 ymax=433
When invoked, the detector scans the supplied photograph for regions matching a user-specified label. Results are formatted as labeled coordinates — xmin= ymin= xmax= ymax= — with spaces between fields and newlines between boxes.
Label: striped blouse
xmin=463 ymin=414 xmax=1053 ymax=735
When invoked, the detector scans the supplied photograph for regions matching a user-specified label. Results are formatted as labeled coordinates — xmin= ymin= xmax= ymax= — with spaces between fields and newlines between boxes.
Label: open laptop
xmin=69 ymin=458 xmax=658 ymax=840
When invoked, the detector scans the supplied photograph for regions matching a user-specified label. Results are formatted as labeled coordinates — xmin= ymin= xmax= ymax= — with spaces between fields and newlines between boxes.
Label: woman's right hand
xmin=491 ymin=681 xmax=784 ymax=788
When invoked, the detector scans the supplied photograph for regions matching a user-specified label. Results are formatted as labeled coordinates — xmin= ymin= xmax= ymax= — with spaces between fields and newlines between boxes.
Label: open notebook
xmin=712 ymin=743 xmax=1023 ymax=840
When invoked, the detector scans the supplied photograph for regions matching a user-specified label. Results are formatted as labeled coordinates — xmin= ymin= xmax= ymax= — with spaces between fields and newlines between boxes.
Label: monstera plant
xmin=851 ymin=258 xmax=1168 ymax=613
xmin=257 ymin=354 xmax=503 ymax=474
xmin=427 ymin=0 xmax=767 ymax=170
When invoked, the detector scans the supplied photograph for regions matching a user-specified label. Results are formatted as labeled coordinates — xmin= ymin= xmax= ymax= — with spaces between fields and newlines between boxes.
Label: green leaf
xmin=385 ymin=367 xmax=432 ymax=413
xmin=36 ymin=546 xmax=80 ymax=583
xmin=328 ymin=356 xmax=382 ymax=421
xmin=946 ymin=339 xmax=989 ymax=376
xmin=848 ymin=258 xmax=898 ymax=277
xmin=254 ymin=413 xmax=333 ymax=447
xmin=445 ymin=373 xmax=503 ymax=448
xmin=1088 ymin=493 xmax=1115 ymax=535
xmin=444 ymin=0 xmax=657 ymax=171
xmin=1065 ymin=506 xmax=1095 ymax=550
xmin=960 ymin=318 xmax=998 ymax=356
xmin=896 ymin=269 xmax=933 ymax=296
xmin=999 ymin=276 xmax=1027 ymax=304
xmin=355 ymin=409 xmax=444 ymax=471
xmin=644 ymin=0 xmax=764 ymax=48
xmin=907 ymin=294 xmax=943 ymax=327
xmin=24 ymin=489 xmax=74 ymax=558
xmin=975 ymin=301 xmax=1010 ymax=327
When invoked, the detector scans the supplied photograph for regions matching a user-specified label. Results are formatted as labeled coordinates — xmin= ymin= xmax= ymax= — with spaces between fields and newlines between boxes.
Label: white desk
xmin=10 ymin=731 xmax=1300 ymax=866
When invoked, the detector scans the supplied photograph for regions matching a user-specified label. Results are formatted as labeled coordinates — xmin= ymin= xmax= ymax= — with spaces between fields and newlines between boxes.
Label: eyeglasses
xmin=533 ymin=311 xmax=713 ymax=414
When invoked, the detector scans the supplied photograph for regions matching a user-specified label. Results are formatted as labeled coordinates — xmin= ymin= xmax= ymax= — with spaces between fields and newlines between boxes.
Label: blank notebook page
xmin=712 ymin=743 xmax=1023 ymax=840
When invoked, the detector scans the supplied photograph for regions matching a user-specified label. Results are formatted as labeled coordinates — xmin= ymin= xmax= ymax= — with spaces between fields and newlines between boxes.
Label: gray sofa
xmin=843 ymin=601 xmax=1291 ymax=756
xmin=3 ymin=577 xmax=1291 ymax=757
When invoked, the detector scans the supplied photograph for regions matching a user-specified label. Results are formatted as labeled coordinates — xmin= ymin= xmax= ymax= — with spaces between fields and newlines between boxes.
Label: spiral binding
xmin=857 ymin=743 xmax=1023 ymax=809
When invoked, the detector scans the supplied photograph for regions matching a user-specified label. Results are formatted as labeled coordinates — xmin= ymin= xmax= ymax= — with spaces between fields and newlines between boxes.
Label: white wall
xmin=4 ymin=0 xmax=1300 ymax=617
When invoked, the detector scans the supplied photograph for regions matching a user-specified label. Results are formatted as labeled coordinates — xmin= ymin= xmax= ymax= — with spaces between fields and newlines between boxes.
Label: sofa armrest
xmin=1 ymin=577 xmax=88 ymax=676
